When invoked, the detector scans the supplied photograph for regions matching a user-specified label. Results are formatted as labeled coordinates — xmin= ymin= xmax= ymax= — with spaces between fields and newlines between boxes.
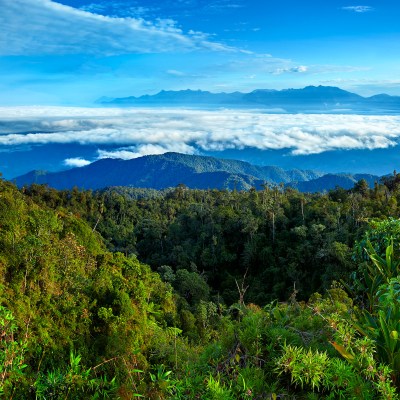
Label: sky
xmin=1 ymin=0 xmax=400 ymax=179
xmin=1 ymin=0 xmax=400 ymax=105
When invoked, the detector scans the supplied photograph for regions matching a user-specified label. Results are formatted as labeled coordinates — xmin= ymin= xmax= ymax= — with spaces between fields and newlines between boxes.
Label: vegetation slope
xmin=2 ymin=173 xmax=400 ymax=398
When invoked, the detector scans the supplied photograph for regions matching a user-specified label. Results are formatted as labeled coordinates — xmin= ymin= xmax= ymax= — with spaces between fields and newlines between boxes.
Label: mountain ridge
xmin=13 ymin=152 xmax=379 ymax=192
xmin=99 ymin=86 xmax=400 ymax=113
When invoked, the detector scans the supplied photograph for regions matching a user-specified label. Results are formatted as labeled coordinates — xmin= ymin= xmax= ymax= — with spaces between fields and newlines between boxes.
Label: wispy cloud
xmin=206 ymin=0 xmax=245 ymax=11
xmin=0 ymin=0 xmax=234 ymax=56
xmin=310 ymin=65 xmax=370 ymax=74
xmin=341 ymin=6 xmax=374 ymax=13
xmin=1 ymin=107 xmax=399 ymax=158
xmin=274 ymin=66 xmax=308 ymax=74
xmin=166 ymin=69 xmax=187 ymax=77
xmin=205 ymin=54 xmax=365 ymax=84
xmin=79 ymin=2 xmax=158 ymax=19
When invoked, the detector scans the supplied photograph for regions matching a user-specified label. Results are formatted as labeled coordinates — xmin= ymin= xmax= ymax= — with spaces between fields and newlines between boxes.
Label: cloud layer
xmin=1 ymin=107 xmax=400 ymax=163
xmin=0 ymin=0 xmax=232 ymax=56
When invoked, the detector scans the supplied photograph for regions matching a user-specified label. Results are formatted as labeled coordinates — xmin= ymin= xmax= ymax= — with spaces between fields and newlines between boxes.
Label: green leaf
xmin=330 ymin=342 xmax=355 ymax=361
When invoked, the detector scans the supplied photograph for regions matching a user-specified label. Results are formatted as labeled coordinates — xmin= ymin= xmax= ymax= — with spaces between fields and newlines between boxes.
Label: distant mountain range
xmin=98 ymin=86 xmax=400 ymax=113
xmin=13 ymin=152 xmax=379 ymax=192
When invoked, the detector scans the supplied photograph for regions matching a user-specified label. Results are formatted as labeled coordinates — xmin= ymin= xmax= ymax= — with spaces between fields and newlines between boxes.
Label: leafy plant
xmin=34 ymin=351 xmax=118 ymax=399
xmin=206 ymin=374 xmax=234 ymax=400
xmin=276 ymin=342 xmax=374 ymax=399
xmin=326 ymin=241 xmax=400 ymax=398
xmin=149 ymin=364 xmax=174 ymax=398
xmin=354 ymin=243 xmax=400 ymax=383
xmin=0 ymin=306 xmax=27 ymax=397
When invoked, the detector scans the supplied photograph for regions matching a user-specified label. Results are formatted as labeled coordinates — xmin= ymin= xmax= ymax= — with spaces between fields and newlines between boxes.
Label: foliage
xmin=354 ymin=218 xmax=400 ymax=262
xmin=4 ymin=176 xmax=400 ymax=398
xmin=352 ymin=242 xmax=400 ymax=383
xmin=34 ymin=352 xmax=118 ymax=399
xmin=0 ymin=179 xmax=177 ymax=398
xmin=24 ymin=180 xmax=381 ymax=303
xmin=276 ymin=343 xmax=371 ymax=398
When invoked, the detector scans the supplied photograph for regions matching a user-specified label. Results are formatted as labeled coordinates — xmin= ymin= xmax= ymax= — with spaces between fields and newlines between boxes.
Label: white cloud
xmin=295 ymin=66 xmax=308 ymax=73
xmin=0 ymin=107 xmax=399 ymax=156
xmin=0 ymin=0 xmax=234 ymax=56
xmin=341 ymin=6 xmax=374 ymax=13
xmin=64 ymin=157 xmax=92 ymax=167
xmin=274 ymin=65 xmax=308 ymax=74
xmin=97 ymin=143 xmax=196 ymax=160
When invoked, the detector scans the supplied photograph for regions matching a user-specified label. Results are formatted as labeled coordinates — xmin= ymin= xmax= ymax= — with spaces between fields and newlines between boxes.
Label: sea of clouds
xmin=0 ymin=106 xmax=399 ymax=168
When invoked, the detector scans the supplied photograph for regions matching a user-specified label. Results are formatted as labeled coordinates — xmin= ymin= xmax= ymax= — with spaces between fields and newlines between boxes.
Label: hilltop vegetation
xmin=2 ymin=174 xmax=400 ymax=398
xmin=23 ymin=175 xmax=398 ymax=303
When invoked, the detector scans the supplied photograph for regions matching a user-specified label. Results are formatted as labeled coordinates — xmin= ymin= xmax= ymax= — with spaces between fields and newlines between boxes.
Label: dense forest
xmin=2 ymin=173 xmax=400 ymax=398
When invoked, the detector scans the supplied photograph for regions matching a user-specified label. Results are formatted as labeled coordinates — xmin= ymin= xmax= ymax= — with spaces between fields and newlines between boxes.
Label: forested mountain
xmin=100 ymin=86 xmax=400 ymax=113
xmin=13 ymin=152 xmax=378 ymax=192
xmin=292 ymin=172 xmax=379 ymax=192
xmin=3 ymin=173 xmax=400 ymax=398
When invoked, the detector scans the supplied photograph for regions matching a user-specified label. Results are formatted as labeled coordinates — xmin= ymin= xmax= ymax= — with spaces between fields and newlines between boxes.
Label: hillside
xmin=13 ymin=152 xmax=379 ymax=192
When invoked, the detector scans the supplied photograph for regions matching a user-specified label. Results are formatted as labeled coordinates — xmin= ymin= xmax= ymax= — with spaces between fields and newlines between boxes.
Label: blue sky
xmin=1 ymin=0 xmax=400 ymax=105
